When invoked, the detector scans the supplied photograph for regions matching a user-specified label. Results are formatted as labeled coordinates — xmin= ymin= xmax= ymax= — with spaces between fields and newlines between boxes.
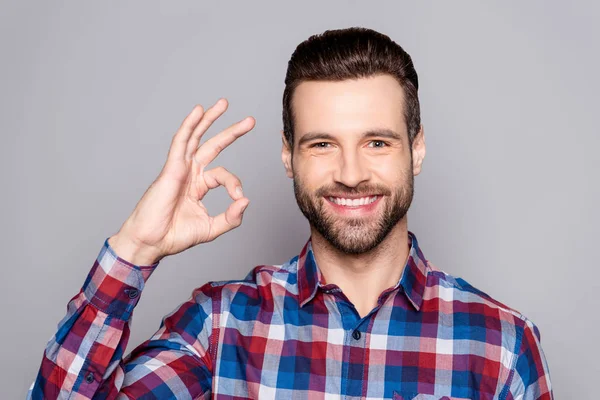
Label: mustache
xmin=315 ymin=184 xmax=392 ymax=198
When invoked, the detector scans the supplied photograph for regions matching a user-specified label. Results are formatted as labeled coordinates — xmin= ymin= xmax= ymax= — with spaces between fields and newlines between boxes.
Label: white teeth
xmin=328 ymin=196 xmax=378 ymax=206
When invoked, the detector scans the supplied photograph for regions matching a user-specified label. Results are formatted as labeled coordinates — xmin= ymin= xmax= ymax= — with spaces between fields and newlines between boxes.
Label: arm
xmin=28 ymin=101 xmax=252 ymax=398
xmin=507 ymin=318 xmax=554 ymax=400
xmin=27 ymin=238 xmax=214 ymax=399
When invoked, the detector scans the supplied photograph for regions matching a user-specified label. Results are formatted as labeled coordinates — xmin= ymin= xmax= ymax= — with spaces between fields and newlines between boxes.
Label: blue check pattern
xmin=28 ymin=231 xmax=553 ymax=399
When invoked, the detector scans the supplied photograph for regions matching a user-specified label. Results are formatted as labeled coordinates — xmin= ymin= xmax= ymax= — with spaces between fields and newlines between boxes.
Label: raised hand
xmin=109 ymin=98 xmax=254 ymax=265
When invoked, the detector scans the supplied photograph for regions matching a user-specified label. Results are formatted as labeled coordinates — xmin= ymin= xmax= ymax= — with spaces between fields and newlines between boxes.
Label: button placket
xmin=345 ymin=323 xmax=367 ymax=396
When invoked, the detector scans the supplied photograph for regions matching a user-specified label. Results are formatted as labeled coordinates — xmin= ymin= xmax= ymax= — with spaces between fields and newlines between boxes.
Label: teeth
xmin=328 ymin=196 xmax=378 ymax=206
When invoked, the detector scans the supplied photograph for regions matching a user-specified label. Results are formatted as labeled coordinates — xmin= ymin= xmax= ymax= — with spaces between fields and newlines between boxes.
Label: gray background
xmin=1 ymin=1 xmax=598 ymax=398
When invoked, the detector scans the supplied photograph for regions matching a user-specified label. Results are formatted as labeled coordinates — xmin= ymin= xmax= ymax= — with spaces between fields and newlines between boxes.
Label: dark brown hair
xmin=282 ymin=27 xmax=420 ymax=152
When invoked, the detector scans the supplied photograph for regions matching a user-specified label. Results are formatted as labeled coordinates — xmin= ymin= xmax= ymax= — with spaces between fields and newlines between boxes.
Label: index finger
xmin=193 ymin=116 xmax=256 ymax=165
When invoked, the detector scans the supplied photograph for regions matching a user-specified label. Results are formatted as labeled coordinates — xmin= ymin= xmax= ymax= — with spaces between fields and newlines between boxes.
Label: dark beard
xmin=293 ymin=171 xmax=414 ymax=255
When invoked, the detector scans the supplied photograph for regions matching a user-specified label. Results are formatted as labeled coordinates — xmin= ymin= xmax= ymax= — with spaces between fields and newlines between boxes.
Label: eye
xmin=311 ymin=142 xmax=331 ymax=149
xmin=368 ymin=140 xmax=388 ymax=148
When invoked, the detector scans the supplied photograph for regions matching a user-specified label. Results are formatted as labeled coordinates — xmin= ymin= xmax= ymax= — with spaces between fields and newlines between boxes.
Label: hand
xmin=110 ymin=99 xmax=254 ymax=265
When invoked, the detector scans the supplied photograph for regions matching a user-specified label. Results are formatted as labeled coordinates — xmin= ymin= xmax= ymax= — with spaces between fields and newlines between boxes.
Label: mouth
xmin=324 ymin=195 xmax=383 ymax=215
xmin=326 ymin=195 xmax=379 ymax=207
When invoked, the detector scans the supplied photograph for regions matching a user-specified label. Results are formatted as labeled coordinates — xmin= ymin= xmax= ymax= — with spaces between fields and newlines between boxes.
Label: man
xmin=28 ymin=27 xmax=553 ymax=399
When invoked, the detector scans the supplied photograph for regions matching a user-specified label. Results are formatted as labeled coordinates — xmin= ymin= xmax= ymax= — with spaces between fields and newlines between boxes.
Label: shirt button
xmin=352 ymin=329 xmax=361 ymax=340
xmin=127 ymin=288 xmax=139 ymax=299
xmin=85 ymin=372 xmax=95 ymax=384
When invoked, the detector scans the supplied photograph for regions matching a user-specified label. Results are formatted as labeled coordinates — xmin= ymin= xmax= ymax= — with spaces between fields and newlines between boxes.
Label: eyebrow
xmin=297 ymin=128 xmax=403 ymax=147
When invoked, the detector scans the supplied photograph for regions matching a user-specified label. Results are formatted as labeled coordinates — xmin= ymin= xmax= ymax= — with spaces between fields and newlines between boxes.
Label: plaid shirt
xmin=28 ymin=231 xmax=553 ymax=399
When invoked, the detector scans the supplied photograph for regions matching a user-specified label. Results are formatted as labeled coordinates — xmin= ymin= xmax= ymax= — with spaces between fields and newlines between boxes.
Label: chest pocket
xmin=392 ymin=391 xmax=471 ymax=400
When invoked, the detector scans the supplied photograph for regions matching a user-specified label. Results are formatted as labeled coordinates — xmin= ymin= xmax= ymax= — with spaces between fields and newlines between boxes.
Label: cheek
xmin=369 ymin=158 xmax=408 ymax=182
xmin=295 ymin=158 xmax=331 ymax=186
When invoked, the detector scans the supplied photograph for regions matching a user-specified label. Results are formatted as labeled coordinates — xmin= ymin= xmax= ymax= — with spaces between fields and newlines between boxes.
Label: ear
xmin=411 ymin=124 xmax=426 ymax=176
xmin=281 ymin=130 xmax=294 ymax=179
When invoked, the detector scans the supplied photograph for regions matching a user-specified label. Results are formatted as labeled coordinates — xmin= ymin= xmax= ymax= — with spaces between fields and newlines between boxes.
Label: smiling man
xmin=29 ymin=27 xmax=553 ymax=399
xmin=288 ymin=75 xmax=419 ymax=320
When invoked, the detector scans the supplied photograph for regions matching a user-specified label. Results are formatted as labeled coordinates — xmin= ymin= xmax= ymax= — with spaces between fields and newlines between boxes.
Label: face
xmin=281 ymin=74 xmax=426 ymax=255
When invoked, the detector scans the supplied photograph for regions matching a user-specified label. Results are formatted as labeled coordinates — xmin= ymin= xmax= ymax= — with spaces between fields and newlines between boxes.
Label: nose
xmin=333 ymin=148 xmax=371 ymax=188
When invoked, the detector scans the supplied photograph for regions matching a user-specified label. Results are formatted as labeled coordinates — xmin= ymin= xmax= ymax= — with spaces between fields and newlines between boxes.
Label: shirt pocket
xmin=392 ymin=391 xmax=471 ymax=400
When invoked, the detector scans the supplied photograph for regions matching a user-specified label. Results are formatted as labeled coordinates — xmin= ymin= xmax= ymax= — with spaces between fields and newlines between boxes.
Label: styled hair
xmin=282 ymin=27 xmax=420 ymax=152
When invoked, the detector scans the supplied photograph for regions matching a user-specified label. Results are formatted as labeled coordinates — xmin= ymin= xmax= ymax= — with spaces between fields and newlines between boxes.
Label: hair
xmin=282 ymin=27 xmax=421 ymax=152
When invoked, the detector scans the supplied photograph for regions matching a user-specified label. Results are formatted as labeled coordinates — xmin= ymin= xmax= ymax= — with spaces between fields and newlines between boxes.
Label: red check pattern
xmin=28 ymin=231 xmax=553 ymax=399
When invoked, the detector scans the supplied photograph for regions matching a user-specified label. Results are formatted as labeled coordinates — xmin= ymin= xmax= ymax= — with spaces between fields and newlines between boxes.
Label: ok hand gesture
xmin=110 ymin=99 xmax=254 ymax=265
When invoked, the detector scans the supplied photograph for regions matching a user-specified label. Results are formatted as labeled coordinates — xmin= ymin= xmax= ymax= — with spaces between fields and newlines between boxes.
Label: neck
xmin=309 ymin=218 xmax=411 ymax=318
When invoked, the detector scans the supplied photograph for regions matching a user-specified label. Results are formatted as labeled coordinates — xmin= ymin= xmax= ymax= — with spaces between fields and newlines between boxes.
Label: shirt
xmin=28 ymin=231 xmax=553 ymax=399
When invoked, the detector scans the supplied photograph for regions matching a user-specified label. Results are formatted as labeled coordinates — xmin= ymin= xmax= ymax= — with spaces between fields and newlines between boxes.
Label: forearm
xmin=27 ymin=237 xmax=159 ymax=399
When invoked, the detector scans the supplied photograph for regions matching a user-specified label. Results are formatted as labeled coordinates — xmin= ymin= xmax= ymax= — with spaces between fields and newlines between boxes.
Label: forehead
xmin=292 ymin=74 xmax=406 ymax=138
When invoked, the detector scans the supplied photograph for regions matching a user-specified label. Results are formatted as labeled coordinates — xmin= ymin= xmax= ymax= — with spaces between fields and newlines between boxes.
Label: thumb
xmin=209 ymin=198 xmax=250 ymax=241
xmin=236 ymin=197 xmax=250 ymax=217
xmin=224 ymin=197 xmax=250 ymax=230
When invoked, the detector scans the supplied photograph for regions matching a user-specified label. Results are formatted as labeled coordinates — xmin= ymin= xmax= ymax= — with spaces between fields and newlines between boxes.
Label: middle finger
xmin=194 ymin=116 xmax=255 ymax=166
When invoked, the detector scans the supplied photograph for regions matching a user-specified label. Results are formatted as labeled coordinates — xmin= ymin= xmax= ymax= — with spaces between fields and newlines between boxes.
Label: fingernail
xmin=236 ymin=186 xmax=243 ymax=197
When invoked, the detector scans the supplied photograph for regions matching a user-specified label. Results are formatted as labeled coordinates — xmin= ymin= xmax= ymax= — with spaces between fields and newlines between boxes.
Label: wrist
xmin=108 ymin=233 xmax=162 ymax=266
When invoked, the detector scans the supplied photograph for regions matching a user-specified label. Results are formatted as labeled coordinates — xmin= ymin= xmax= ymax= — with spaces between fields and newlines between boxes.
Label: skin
xmin=281 ymin=74 xmax=426 ymax=318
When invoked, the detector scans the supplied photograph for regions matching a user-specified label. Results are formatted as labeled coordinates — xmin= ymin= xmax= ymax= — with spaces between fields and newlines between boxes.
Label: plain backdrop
xmin=1 ymin=1 xmax=598 ymax=398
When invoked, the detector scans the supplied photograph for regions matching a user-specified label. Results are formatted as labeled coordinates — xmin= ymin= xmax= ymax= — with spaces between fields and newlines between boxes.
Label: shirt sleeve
xmin=27 ymin=238 xmax=215 ymax=399
xmin=508 ymin=318 xmax=554 ymax=400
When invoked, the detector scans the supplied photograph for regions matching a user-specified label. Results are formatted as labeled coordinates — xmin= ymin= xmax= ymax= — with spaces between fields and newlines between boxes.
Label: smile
xmin=327 ymin=196 xmax=379 ymax=207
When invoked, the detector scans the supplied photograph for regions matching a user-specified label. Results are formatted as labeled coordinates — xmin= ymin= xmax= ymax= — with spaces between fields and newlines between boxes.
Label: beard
xmin=293 ymin=167 xmax=414 ymax=255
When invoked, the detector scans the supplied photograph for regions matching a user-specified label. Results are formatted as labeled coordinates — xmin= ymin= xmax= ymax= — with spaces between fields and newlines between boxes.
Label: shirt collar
xmin=296 ymin=230 xmax=429 ymax=311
